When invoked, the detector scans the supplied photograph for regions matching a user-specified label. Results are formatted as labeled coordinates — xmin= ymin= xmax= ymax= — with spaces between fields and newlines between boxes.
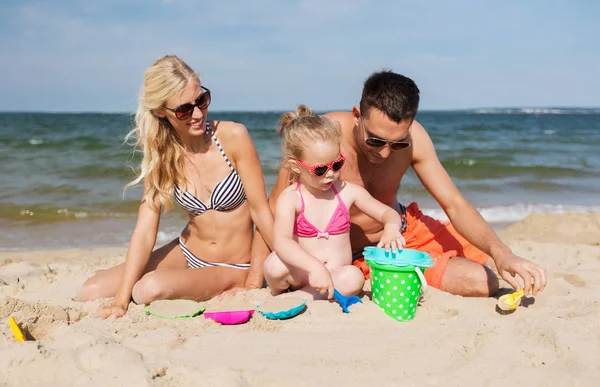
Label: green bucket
xmin=368 ymin=260 xmax=427 ymax=322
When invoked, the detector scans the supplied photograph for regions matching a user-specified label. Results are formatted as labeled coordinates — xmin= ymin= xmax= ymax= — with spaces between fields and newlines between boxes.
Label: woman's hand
xmin=377 ymin=224 xmax=406 ymax=252
xmin=96 ymin=303 xmax=128 ymax=319
xmin=308 ymin=263 xmax=335 ymax=299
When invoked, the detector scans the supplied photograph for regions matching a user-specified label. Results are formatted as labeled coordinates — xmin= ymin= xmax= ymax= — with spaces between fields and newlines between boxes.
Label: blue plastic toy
xmin=362 ymin=247 xmax=434 ymax=268
xmin=258 ymin=299 xmax=306 ymax=320
xmin=333 ymin=289 xmax=363 ymax=313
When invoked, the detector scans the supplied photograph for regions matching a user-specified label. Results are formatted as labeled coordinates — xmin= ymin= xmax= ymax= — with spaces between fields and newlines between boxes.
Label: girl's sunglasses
xmin=365 ymin=136 xmax=411 ymax=151
xmin=296 ymin=155 xmax=346 ymax=177
xmin=163 ymin=86 xmax=211 ymax=120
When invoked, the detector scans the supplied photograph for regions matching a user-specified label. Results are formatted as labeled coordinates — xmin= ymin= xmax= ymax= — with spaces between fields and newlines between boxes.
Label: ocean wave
xmin=421 ymin=203 xmax=600 ymax=224
xmin=442 ymin=162 xmax=595 ymax=179
xmin=473 ymin=108 xmax=600 ymax=115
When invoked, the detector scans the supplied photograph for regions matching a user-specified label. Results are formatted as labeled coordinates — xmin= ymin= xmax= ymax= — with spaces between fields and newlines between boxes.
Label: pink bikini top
xmin=294 ymin=181 xmax=351 ymax=239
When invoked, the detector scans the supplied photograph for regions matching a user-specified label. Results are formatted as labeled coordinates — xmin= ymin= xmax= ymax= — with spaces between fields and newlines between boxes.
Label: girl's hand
xmin=308 ymin=263 xmax=335 ymax=299
xmin=96 ymin=303 xmax=128 ymax=319
xmin=377 ymin=224 xmax=406 ymax=253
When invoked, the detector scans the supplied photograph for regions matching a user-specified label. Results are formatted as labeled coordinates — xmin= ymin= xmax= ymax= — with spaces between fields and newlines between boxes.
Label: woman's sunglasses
xmin=163 ymin=86 xmax=211 ymax=120
xmin=296 ymin=155 xmax=346 ymax=177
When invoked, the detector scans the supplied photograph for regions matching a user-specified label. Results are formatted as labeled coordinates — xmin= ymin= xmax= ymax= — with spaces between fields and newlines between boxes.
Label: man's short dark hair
xmin=360 ymin=70 xmax=420 ymax=123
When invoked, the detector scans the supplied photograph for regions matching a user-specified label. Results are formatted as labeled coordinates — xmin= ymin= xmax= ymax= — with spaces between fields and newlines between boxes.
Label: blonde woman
xmin=78 ymin=55 xmax=274 ymax=318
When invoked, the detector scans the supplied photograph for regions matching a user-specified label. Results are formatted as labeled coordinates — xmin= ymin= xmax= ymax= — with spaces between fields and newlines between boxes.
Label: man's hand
xmin=96 ymin=303 xmax=128 ymax=319
xmin=495 ymin=253 xmax=547 ymax=296
xmin=308 ymin=263 xmax=335 ymax=299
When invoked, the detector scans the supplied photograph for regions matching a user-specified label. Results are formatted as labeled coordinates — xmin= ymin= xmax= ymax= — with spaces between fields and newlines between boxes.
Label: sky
xmin=0 ymin=0 xmax=599 ymax=112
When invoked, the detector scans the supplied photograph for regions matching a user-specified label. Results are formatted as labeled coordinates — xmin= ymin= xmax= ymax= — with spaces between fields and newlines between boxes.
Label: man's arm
xmin=410 ymin=120 xmax=547 ymax=295
xmin=245 ymin=167 xmax=292 ymax=288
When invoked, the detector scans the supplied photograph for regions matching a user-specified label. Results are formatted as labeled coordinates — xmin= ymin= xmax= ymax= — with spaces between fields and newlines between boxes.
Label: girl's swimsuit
xmin=293 ymin=181 xmax=351 ymax=239
xmin=174 ymin=122 xmax=250 ymax=269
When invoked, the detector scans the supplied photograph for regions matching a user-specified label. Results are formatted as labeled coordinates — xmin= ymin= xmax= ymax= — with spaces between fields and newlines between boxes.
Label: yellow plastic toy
xmin=8 ymin=316 xmax=27 ymax=342
xmin=497 ymin=287 xmax=532 ymax=312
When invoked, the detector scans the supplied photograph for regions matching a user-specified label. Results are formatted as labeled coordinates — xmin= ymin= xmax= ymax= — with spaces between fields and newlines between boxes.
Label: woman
xmin=78 ymin=55 xmax=274 ymax=318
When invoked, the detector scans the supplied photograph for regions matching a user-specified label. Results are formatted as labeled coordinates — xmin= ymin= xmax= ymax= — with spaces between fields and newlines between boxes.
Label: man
xmin=252 ymin=70 xmax=546 ymax=297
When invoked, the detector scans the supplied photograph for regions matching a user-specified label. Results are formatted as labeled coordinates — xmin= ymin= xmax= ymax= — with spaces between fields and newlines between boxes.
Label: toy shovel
xmin=333 ymin=289 xmax=362 ymax=313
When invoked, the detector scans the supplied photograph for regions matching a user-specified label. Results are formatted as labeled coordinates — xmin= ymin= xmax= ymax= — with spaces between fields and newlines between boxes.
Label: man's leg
xmin=427 ymin=254 xmax=499 ymax=297
xmin=403 ymin=202 xmax=499 ymax=297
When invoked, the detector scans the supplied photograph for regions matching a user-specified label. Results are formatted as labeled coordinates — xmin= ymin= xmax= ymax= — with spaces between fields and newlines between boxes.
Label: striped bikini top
xmin=174 ymin=123 xmax=247 ymax=216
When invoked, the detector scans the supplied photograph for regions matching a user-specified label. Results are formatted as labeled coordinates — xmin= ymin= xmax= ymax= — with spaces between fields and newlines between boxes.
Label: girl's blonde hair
xmin=277 ymin=104 xmax=341 ymax=183
xmin=124 ymin=55 xmax=198 ymax=211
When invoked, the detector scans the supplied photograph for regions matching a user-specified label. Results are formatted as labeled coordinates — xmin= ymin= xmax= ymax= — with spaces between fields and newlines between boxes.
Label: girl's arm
xmin=347 ymin=182 xmax=405 ymax=251
xmin=274 ymin=189 xmax=334 ymax=297
xmin=96 ymin=185 xmax=160 ymax=318
xmin=228 ymin=123 xmax=275 ymax=289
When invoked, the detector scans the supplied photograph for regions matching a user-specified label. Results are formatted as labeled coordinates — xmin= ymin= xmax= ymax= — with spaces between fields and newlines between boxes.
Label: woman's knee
xmin=131 ymin=272 xmax=167 ymax=305
xmin=77 ymin=276 xmax=104 ymax=301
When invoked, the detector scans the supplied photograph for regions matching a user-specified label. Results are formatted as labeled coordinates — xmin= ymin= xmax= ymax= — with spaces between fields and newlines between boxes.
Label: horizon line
xmin=1 ymin=106 xmax=600 ymax=115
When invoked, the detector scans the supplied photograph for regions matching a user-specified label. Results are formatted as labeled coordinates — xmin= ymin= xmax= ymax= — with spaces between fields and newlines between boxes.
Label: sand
xmin=1 ymin=212 xmax=599 ymax=386
xmin=145 ymin=300 xmax=206 ymax=319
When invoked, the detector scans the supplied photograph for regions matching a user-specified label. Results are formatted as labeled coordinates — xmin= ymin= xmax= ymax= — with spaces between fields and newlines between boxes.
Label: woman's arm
xmin=230 ymin=123 xmax=275 ymax=250
xmin=347 ymin=182 xmax=405 ymax=251
xmin=243 ymin=165 xmax=293 ymax=289
xmin=96 ymin=188 xmax=160 ymax=318
xmin=225 ymin=123 xmax=275 ymax=289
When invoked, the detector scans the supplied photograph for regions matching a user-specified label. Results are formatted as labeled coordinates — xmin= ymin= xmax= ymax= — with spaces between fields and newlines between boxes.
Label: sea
xmin=1 ymin=108 xmax=599 ymax=250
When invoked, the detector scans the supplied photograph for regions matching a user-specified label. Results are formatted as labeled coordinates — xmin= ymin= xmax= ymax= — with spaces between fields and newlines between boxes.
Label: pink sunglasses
xmin=296 ymin=155 xmax=346 ymax=177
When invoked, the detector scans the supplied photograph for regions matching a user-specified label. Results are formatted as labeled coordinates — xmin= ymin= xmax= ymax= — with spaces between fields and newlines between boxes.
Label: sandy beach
xmin=1 ymin=212 xmax=599 ymax=386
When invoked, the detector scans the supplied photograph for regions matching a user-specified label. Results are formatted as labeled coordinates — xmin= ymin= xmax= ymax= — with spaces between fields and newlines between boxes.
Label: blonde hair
xmin=124 ymin=55 xmax=199 ymax=211
xmin=277 ymin=104 xmax=341 ymax=183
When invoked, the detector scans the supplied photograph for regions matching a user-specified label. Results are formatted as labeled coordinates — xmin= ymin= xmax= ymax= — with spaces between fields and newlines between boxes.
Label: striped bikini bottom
xmin=178 ymin=237 xmax=251 ymax=270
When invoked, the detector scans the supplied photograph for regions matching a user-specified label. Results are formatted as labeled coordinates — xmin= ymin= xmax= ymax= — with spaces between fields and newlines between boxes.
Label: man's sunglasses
xmin=163 ymin=86 xmax=211 ymax=120
xmin=365 ymin=136 xmax=411 ymax=151
xmin=361 ymin=118 xmax=411 ymax=151
xmin=296 ymin=155 xmax=346 ymax=177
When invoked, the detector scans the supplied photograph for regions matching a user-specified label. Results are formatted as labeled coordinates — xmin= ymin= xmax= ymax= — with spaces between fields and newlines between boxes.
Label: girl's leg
xmin=331 ymin=265 xmax=365 ymax=296
xmin=283 ymin=265 xmax=365 ymax=301
xmin=77 ymin=238 xmax=187 ymax=301
xmin=263 ymin=251 xmax=308 ymax=296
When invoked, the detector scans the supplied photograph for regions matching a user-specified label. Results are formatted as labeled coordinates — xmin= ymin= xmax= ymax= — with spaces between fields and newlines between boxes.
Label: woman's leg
xmin=77 ymin=238 xmax=187 ymax=301
xmin=130 ymin=265 xmax=248 ymax=304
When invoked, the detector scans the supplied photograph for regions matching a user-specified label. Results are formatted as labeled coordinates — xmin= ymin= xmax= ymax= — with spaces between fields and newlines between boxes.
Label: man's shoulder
xmin=324 ymin=111 xmax=352 ymax=120
xmin=324 ymin=111 xmax=354 ymax=135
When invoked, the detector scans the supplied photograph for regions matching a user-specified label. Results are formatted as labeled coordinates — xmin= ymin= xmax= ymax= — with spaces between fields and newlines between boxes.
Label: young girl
xmin=264 ymin=105 xmax=406 ymax=300
xmin=78 ymin=56 xmax=274 ymax=318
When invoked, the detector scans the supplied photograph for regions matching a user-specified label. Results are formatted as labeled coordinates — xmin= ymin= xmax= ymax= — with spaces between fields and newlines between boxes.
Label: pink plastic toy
xmin=203 ymin=309 xmax=254 ymax=325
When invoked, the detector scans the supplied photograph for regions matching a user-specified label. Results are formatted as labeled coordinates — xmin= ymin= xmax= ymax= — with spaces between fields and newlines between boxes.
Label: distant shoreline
xmin=1 ymin=107 xmax=600 ymax=115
